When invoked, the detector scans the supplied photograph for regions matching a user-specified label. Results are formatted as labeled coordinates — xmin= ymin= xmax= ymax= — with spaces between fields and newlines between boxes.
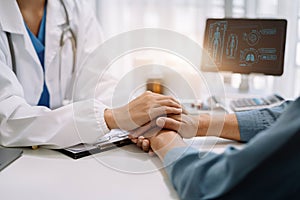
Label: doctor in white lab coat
xmin=0 ymin=0 xmax=182 ymax=148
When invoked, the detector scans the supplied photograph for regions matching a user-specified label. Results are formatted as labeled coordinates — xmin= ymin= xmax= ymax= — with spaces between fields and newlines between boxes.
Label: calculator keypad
xmin=230 ymin=94 xmax=284 ymax=111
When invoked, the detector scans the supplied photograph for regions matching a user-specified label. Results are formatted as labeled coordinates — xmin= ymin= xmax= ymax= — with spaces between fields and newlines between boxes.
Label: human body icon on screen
xmin=229 ymin=35 xmax=237 ymax=57
xmin=212 ymin=26 xmax=221 ymax=61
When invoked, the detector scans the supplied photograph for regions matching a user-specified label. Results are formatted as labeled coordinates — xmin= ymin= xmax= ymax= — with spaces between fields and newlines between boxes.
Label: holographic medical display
xmin=202 ymin=19 xmax=287 ymax=75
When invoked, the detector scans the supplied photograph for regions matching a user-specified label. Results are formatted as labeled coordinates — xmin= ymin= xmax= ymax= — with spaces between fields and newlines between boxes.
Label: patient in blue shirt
xmin=130 ymin=98 xmax=300 ymax=200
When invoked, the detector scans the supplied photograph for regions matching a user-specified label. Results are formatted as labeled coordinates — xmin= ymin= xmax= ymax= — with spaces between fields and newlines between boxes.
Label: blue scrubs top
xmin=25 ymin=5 xmax=50 ymax=108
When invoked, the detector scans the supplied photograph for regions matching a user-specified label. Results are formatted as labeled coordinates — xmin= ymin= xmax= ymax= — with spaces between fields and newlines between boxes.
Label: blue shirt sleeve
xmin=236 ymin=101 xmax=291 ymax=142
xmin=164 ymin=146 xmax=239 ymax=200
xmin=163 ymin=97 xmax=300 ymax=200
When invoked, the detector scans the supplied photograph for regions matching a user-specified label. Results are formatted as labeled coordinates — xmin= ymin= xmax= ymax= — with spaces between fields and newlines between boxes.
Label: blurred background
xmin=90 ymin=0 xmax=300 ymax=100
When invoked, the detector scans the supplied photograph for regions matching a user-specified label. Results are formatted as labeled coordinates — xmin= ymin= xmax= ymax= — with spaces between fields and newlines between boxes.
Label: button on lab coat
xmin=0 ymin=0 xmax=116 ymax=148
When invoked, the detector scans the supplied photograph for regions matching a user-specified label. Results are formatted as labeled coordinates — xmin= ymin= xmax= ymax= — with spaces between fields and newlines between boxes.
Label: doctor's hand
xmin=104 ymin=91 xmax=182 ymax=131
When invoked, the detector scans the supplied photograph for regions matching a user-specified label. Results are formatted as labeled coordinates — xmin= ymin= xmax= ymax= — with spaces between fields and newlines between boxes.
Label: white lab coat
xmin=0 ymin=0 xmax=115 ymax=148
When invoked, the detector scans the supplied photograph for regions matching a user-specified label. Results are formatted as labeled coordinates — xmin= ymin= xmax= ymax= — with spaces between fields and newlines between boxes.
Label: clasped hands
xmin=104 ymin=91 xmax=200 ymax=158
xmin=122 ymin=92 xmax=200 ymax=157
xmin=128 ymin=113 xmax=200 ymax=157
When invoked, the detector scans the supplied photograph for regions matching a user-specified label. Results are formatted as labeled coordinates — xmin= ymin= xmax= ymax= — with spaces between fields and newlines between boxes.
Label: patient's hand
xmin=149 ymin=130 xmax=186 ymax=160
xmin=130 ymin=114 xmax=200 ymax=140
xmin=129 ymin=125 xmax=162 ymax=155
xmin=129 ymin=114 xmax=198 ymax=154
xmin=129 ymin=112 xmax=200 ymax=155
xmin=130 ymin=136 xmax=154 ymax=156
xmin=156 ymin=114 xmax=199 ymax=138
xmin=130 ymin=128 xmax=186 ymax=160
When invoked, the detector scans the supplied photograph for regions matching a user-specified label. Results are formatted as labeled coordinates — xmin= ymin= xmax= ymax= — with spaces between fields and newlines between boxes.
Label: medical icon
xmin=212 ymin=26 xmax=221 ymax=60
xmin=240 ymin=48 xmax=259 ymax=67
xmin=246 ymin=53 xmax=255 ymax=62
xmin=208 ymin=21 xmax=227 ymax=65
xmin=244 ymin=30 xmax=260 ymax=46
xmin=226 ymin=34 xmax=238 ymax=58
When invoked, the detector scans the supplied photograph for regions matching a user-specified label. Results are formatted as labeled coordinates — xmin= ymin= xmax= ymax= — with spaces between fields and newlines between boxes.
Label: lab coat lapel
xmin=0 ymin=0 xmax=42 ymax=69
xmin=45 ymin=0 xmax=74 ymax=69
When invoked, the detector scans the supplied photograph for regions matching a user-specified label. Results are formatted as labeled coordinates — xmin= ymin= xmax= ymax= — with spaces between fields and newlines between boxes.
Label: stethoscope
xmin=6 ymin=0 xmax=77 ymax=107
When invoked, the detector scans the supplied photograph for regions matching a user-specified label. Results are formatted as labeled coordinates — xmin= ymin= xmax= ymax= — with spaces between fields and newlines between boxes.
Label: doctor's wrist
xmin=104 ymin=109 xmax=118 ymax=130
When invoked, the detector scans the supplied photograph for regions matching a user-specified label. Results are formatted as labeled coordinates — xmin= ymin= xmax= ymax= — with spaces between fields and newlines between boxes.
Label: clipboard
xmin=57 ymin=129 xmax=132 ymax=159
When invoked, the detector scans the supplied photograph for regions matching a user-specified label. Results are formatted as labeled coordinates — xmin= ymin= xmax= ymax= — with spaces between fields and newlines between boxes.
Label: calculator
xmin=229 ymin=94 xmax=285 ymax=112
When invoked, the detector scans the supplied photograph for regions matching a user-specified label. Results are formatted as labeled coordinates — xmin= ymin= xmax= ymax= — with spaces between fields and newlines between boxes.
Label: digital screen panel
xmin=202 ymin=19 xmax=287 ymax=75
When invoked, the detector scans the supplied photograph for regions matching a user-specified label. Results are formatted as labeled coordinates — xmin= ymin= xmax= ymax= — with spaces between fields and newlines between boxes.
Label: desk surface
xmin=0 ymin=137 xmax=243 ymax=200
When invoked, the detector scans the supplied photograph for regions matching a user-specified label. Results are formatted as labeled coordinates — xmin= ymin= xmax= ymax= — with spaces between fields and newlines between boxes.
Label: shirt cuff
xmin=72 ymin=99 xmax=111 ymax=145
xmin=236 ymin=110 xmax=271 ymax=142
xmin=94 ymin=99 xmax=110 ymax=134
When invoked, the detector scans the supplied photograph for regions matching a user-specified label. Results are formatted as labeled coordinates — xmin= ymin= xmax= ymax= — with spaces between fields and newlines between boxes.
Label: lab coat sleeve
xmin=0 ymin=58 xmax=109 ymax=149
xmin=0 ymin=2 xmax=112 ymax=148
